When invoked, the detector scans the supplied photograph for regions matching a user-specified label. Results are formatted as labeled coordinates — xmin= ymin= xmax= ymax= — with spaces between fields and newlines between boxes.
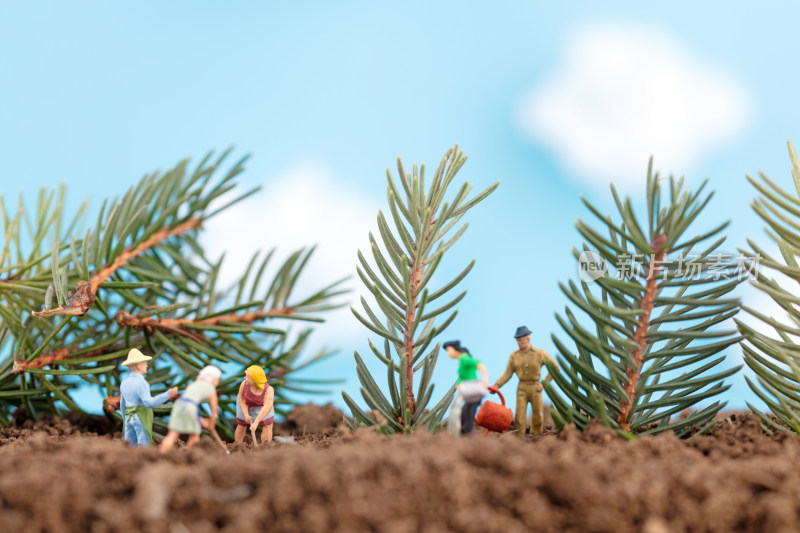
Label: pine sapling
xmin=546 ymin=160 xmax=743 ymax=437
xmin=343 ymin=145 xmax=498 ymax=433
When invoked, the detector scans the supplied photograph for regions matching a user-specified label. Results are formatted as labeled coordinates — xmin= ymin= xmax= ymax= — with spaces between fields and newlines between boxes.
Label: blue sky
xmin=2 ymin=2 xmax=800 ymax=415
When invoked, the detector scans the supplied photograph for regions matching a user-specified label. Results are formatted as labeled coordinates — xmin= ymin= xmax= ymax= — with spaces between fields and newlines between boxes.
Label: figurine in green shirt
xmin=444 ymin=340 xmax=489 ymax=434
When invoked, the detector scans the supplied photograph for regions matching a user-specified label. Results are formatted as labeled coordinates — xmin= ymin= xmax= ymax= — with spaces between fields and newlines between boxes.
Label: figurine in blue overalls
xmin=119 ymin=348 xmax=178 ymax=446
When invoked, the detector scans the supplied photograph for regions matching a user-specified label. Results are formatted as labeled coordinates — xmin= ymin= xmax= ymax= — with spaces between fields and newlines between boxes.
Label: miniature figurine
xmin=159 ymin=365 xmax=221 ymax=453
xmin=119 ymin=348 xmax=178 ymax=447
xmin=444 ymin=340 xmax=489 ymax=434
xmin=493 ymin=326 xmax=560 ymax=436
xmin=234 ymin=365 xmax=275 ymax=444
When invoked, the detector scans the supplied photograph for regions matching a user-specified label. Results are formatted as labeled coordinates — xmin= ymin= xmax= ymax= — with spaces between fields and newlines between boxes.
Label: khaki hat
xmin=121 ymin=348 xmax=152 ymax=367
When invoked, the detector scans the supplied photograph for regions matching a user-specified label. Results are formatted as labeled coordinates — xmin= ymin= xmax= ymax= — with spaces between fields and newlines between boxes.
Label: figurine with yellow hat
xmin=119 ymin=348 xmax=178 ymax=447
xmin=234 ymin=365 xmax=275 ymax=444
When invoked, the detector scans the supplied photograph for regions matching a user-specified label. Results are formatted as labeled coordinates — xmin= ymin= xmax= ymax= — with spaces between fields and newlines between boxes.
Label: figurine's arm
xmin=253 ymin=387 xmax=274 ymax=426
xmin=139 ymin=381 xmax=172 ymax=408
xmin=477 ymin=363 xmax=489 ymax=388
xmin=207 ymin=391 xmax=219 ymax=426
xmin=493 ymin=356 xmax=515 ymax=388
xmin=237 ymin=381 xmax=251 ymax=422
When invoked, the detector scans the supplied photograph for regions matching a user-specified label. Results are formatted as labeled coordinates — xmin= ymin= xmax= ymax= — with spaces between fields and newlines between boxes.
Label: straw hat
xmin=121 ymin=348 xmax=152 ymax=367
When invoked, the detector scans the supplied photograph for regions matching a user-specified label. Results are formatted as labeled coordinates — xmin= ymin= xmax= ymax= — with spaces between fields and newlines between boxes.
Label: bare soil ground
xmin=0 ymin=405 xmax=798 ymax=533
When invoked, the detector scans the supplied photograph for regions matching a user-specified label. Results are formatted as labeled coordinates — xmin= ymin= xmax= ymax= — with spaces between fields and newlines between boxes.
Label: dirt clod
xmin=280 ymin=402 xmax=344 ymax=434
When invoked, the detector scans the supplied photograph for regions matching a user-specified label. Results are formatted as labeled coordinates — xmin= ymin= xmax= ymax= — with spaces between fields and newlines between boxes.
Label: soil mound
xmin=0 ymin=411 xmax=121 ymax=445
xmin=0 ymin=411 xmax=799 ymax=532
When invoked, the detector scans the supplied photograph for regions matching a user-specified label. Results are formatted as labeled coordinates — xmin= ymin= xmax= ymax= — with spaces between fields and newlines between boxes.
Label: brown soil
xmin=276 ymin=402 xmax=345 ymax=436
xmin=1 ymin=407 xmax=798 ymax=533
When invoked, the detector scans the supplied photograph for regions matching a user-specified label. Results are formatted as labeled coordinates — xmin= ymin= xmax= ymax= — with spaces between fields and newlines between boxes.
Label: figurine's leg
xmin=122 ymin=420 xmax=137 ymax=446
xmin=460 ymin=401 xmax=479 ymax=434
xmin=159 ymin=430 xmax=179 ymax=453
xmin=531 ymin=391 xmax=544 ymax=434
xmin=520 ymin=384 xmax=537 ymax=435
xmin=447 ymin=394 xmax=463 ymax=435
xmin=515 ymin=387 xmax=528 ymax=436
xmin=460 ymin=401 xmax=470 ymax=432
xmin=130 ymin=417 xmax=150 ymax=446
xmin=525 ymin=395 xmax=533 ymax=435
xmin=185 ymin=434 xmax=200 ymax=449
xmin=467 ymin=401 xmax=480 ymax=432
xmin=234 ymin=424 xmax=246 ymax=442
xmin=261 ymin=423 xmax=273 ymax=443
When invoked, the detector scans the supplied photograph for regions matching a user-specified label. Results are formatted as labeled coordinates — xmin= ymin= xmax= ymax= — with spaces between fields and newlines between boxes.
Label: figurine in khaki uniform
xmin=493 ymin=326 xmax=559 ymax=436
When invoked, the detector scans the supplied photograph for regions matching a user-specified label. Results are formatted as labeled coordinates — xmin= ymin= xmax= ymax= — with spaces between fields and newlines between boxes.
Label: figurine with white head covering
xmin=159 ymin=365 xmax=222 ymax=453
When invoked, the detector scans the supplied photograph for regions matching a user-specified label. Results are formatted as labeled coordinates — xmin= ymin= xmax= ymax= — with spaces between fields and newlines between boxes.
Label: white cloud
xmin=519 ymin=21 xmax=754 ymax=188
xmin=201 ymin=161 xmax=379 ymax=346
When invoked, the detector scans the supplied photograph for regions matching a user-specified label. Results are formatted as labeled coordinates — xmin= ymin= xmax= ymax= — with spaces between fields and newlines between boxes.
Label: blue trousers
xmin=123 ymin=415 xmax=150 ymax=446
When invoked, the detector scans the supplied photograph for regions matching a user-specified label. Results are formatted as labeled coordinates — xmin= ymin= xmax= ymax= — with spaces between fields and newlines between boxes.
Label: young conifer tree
xmin=343 ymin=145 xmax=498 ymax=433
xmin=545 ymin=161 xmax=743 ymax=437
xmin=0 ymin=151 xmax=346 ymax=436
xmin=736 ymin=140 xmax=800 ymax=433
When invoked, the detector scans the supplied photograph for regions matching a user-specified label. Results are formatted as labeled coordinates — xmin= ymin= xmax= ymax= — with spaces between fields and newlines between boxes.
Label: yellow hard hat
xmin=247 ymin=365 xmax=267 ymax=389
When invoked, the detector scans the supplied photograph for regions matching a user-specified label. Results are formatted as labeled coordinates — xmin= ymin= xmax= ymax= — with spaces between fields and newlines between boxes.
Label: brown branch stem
xmin=12 ymin=347 xmax=73 ymax=374
xmin=616 ymin=234 xmax=668 ymax=432
xmin=31 ymin=218 xmax=201 ymax=318
xmin=12 ymin=344 xmax=120 ymax=374
xmin=16 ymin=303 xmax=293 ymax=373
xmin=115 ymin=306 xmax=295 ymax=343
xmin=401 ymin=213 xmax=436 ymax=425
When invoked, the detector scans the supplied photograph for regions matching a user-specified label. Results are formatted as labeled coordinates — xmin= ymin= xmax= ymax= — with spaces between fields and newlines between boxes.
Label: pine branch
xmin=738 ymin=139 xmax=800 ymax=434
xmin=0 ymin=150 xmax=348 ymax=425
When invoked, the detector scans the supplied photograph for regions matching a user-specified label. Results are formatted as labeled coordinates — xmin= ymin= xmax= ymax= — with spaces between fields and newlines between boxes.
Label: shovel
xmin=250 ymin=425 xmax=259 ymax=447
xmin=207 ymin=425 xmax=231 ymax=454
